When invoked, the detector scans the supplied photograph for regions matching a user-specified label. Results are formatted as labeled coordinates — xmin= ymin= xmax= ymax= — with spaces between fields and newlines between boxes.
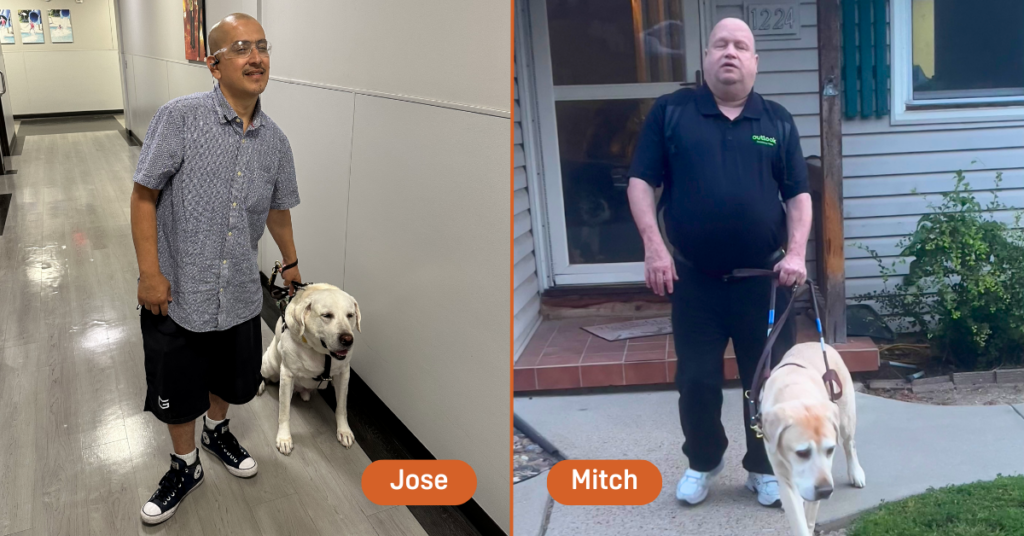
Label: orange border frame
xmin=508 ymin=0 xmax=516 ymax=533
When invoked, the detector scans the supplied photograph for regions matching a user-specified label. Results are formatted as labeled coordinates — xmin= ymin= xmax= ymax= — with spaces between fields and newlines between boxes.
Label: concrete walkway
xmin=513 ymin=389 xmax=1024 ymax=536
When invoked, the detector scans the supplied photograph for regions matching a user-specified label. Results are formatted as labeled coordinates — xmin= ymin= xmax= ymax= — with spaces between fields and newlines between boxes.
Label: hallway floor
xmin=0 ymin=116 xmax=427 ymax=536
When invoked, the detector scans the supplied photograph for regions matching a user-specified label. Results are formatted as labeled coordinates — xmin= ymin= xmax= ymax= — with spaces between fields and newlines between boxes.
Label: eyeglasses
xmin=210 ymin=39 xmax=271 ymax=62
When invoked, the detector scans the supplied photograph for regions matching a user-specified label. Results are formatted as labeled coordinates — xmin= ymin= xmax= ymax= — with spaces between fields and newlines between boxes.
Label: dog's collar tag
xmin=301 ymin=336 xmax=307 ymax=344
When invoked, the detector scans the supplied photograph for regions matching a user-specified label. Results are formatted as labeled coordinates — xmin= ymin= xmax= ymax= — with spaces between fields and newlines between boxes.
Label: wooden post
xmin=816 ymin=0 xmax=847 ymax=344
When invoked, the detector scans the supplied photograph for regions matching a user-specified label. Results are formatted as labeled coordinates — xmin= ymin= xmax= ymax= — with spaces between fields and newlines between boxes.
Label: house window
xmin=892 ymin=0 xmax=1024 ymax=124
xmin=911 ymin=0 xmax=1024 ymax=101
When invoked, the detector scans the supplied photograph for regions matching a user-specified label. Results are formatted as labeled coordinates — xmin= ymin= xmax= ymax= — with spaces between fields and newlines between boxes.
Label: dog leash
xmin=724 ymin=269 xmax=843 ymax=439
xmin=268 ymin=260 xmax=305 ymax=313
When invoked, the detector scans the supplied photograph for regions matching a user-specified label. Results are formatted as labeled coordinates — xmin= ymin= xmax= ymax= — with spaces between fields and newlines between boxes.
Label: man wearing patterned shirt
xmin=129 ymin=13 xmax=301 ymax=524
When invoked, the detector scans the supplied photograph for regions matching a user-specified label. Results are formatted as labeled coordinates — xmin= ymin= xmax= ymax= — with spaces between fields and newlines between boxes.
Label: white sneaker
xmin=745 ymin=473 xmax=781 ymax=507
xmin=675 ymin=459 xmax=725 ymax=505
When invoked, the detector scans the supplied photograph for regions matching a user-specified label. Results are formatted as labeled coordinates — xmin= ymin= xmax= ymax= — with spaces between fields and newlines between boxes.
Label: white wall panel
xmin=256 ymin=80 xmax=355 ymax=287
xmin=165 ymin=62 xmax=214 ymax=100
xmin=118 ymin=0 xmax=185 ymax=60
xmin=261 ymin=0 xmax=509 ymax=113
xmin=3 ymin=52 xmax=29 ymax=115
xmin=344 ymin=94 xmax=508 ymax=530
xmin=130 ymin=55 xmax=169 ymax=141
xmin=14 ymin=51 xmax=123 ymax=114
xmin=1 ymin=0 xmax=123 ymax=115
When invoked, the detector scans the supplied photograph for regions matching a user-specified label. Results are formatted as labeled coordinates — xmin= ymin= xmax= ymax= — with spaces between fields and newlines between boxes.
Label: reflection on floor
xmin=0 ymin=120 xmax=428 ymax=535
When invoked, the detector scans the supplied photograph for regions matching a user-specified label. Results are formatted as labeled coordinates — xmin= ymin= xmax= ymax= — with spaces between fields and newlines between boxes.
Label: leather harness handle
xmin=726 ymin=270 xmax=842 ymax=433
xmin=822 ymin=369 xmax=843 ymax=401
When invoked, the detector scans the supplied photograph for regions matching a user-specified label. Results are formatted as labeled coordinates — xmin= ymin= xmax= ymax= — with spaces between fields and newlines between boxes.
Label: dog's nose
xmin=814 ymin=484 xmax=833 ymax=500
xmin=340 ymin=333 xmax=353 ymax=346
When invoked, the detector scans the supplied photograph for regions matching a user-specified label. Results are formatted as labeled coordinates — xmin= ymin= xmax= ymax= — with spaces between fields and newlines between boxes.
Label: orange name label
xmin=547 ymin=460 xmax=662 ymax=505
xmin=361 ymin=460 xmax=476 ymax=506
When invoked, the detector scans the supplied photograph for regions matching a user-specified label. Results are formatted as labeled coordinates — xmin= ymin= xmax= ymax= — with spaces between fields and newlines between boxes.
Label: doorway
xmin=527 ymin=0 xmax=709 ymax=285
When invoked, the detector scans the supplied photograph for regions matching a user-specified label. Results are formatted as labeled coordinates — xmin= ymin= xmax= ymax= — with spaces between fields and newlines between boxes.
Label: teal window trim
xmin=874 ymin=0 xmax=889 ymax=116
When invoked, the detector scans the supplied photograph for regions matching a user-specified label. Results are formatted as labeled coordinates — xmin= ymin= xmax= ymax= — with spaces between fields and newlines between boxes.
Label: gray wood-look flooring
xmin=0 ymin=123 xmax=428 ymax=536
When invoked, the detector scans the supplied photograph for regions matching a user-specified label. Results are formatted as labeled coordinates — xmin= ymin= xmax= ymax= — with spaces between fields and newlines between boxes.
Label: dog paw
xmin=337 ymin=428 xmax=354 ymax=448
xmin=276 ymin=435 xmax=294 ymax=455
xmin=257 ymin=381 xmax=266 ymax=396
xmin=850 ymin=465 xmax=866 ymax=488
xmin=299 ymin=391 xmax=311 ymax=402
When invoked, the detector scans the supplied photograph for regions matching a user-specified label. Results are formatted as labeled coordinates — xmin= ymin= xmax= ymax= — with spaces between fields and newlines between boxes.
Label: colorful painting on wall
xmin=48 ymin=9 xmax=72 ymax=43
xmin=182 ymin=0 xmax=206 ymax=62
xmin=0 ymin=10 xmax=14 ymax=44
xmin=18 ymin=9 xmax=42 ymax=44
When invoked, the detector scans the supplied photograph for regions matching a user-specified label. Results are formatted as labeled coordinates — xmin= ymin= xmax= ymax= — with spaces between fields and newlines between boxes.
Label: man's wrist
xmin=640 ymin=230 xmax=666 ymax=250
xmin=139 ymin=264 xmax=162 ymax=278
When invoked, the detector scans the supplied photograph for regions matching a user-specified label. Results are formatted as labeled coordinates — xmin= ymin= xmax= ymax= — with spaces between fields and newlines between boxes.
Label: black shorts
xmin=141 ymin=309 xmax=263 ymax=425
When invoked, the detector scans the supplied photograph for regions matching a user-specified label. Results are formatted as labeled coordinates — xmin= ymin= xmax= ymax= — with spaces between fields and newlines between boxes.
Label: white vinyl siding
xmin=514 ymin=55 xmax=543 ymax=358
xmin=842 ymin=120 xmax=1024 ymax=304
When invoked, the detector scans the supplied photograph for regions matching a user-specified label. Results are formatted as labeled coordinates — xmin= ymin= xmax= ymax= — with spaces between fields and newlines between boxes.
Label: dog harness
xmin=268 ymin=260 xmax=345 ymax=389
xmin=723 ymin=269 xmax=843 ymax=439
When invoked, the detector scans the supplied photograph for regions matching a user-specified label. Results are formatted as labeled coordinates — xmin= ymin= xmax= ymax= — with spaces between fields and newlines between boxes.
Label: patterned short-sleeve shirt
xmin=133 ymin=80 xmax=300 ymax=333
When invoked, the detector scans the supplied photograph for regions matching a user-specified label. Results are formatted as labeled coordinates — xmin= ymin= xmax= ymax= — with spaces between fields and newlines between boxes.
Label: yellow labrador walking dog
xmin=727 ymin=269 xmax=866 ymax=536
xmin=257 ymin=283 xmax=361 ymax=455
xmin=760 ymin=341 xmax=867 ymax=536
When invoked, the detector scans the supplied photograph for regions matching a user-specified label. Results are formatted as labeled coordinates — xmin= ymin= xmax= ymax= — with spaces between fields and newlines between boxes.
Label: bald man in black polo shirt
xmin=627 ymin=17 xmax=812 ymax=508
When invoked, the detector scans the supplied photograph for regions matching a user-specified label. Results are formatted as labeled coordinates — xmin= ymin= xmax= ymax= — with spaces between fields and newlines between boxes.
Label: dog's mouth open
xmin=317 ymin=337 xmax=350 ymax=360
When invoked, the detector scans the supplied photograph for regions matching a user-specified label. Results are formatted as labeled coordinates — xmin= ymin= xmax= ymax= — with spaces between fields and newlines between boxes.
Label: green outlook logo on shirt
xmin=752 ymin=135 xmax=777 ymax=146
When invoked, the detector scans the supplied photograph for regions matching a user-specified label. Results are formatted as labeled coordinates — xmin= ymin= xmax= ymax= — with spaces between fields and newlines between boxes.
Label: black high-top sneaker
xmin=140 ymin=453 xmax=205 ymax=525
xmin=201 ymin=416 xmax=258 ymax=478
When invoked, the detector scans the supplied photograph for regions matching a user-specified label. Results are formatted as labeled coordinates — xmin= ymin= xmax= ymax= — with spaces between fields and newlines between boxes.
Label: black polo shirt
xmin=628 ymin=83 xmax=809 ymax=274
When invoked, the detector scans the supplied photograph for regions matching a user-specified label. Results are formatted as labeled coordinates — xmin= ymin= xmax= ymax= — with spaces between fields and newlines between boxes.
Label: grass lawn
xmin=848 ymin=475 xmax=1024 ymax=536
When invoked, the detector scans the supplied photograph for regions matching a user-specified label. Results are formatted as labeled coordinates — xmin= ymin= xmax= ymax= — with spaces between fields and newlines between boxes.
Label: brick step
xmin=513 ymin=313 xmax=879 ymax=393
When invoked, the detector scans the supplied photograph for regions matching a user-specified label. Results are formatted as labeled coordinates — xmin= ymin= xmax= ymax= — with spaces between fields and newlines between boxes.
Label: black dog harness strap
xmin=312 ymin=354 xmax=333 ymax=388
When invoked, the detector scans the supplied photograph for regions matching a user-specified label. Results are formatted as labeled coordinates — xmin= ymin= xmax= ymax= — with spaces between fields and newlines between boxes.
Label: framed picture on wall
xmin=0 ymin=10 xmax=14 ymax=44
xmin=183 ymin=0 xmax=206 ymax=62
xmin=48 ymin=9 xmax=72 ymax=43
xmin=19 ymin=9 xmax=43 ymax=44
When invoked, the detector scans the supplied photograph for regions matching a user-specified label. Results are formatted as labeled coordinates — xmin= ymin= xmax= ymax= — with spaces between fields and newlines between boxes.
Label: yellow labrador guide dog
xmin=760 ymin=342 xmax=866 ymax=536
xmin=728 ymin=269 xmax=866 ymax=536
xmin=257 ymin=282 xmax=362 ymax=455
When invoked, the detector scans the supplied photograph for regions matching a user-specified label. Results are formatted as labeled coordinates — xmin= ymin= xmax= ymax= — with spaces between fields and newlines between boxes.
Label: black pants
xmin=670 ymin=258 xmax=796 ymax=475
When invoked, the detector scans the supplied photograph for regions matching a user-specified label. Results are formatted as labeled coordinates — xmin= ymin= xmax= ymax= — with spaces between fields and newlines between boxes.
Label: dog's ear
xmin=353 ymin=299 xmax=361 ymax=333
xmin=761 ymin=407 xmax=792 ymax=454
xmin=286 ymin=290 xmax=314 ymax=341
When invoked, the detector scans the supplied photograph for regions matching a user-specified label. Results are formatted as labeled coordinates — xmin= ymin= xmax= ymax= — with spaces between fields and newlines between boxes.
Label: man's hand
xmin=773 ymin=252 xmax=807 ymax=287
xmin=138 ymin=272 xmax=173 ymax=315
xmin=282 ymin=264 xmax=302 ymax=296
xmin=645 ymin=243 xmax=678 ymax=296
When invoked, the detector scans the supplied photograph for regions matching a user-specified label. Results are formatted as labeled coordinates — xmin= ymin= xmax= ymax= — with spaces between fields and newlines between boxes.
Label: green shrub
xmin=855 ymin=171 xmax=1024 ymax=371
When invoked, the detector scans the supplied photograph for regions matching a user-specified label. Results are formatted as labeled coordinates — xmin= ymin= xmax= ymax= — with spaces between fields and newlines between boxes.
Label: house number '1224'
xmin=745 ymin=4 xmax=799 ymax=36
